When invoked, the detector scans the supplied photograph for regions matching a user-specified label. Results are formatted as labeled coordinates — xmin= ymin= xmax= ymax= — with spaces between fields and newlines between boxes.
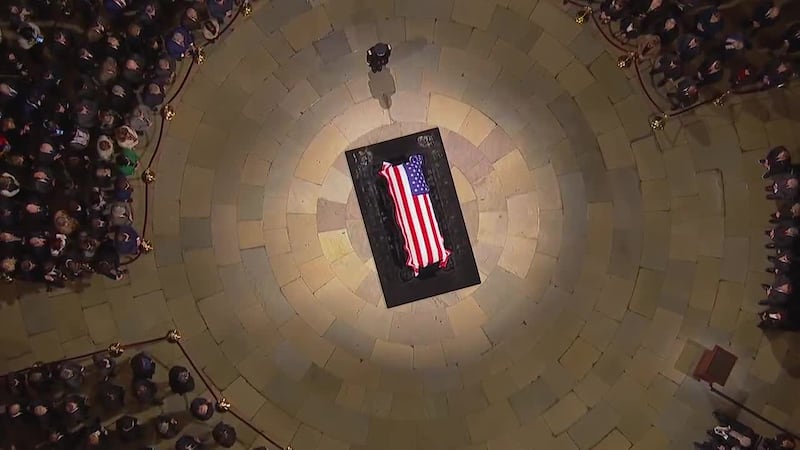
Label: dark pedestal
xmin=694 ymin=345 xmax=738 ymax=386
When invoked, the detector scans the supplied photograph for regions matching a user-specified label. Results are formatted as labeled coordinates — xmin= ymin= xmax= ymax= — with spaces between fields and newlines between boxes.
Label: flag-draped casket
xmin=378 ymin=154 xmax=451 ymax=276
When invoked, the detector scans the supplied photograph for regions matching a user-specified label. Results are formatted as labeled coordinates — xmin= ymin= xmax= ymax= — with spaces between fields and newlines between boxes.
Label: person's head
xmin=33 ymin=404 xmax=47 ymax=416
xmin=107 ymin=35 xmax=120 ymax=49
xmin=125 ymin=58 xmax=139 ymax=71
xmin=788 ymin=178 xmax=798 ymax=188
xmin=147 ymin=83 xmax=161 ymax=95
xmin=25 ymin=202 xmax=41 ymax=214
xmin=99 ymin=139 xmax=112 ymax=153
xmin=127 ymin=22 xmax=141 ymax=37
xmin=0 ymin=83 xmax=12 ymax=96
xmin=100 ymin=110 xmax=115 ymax=124
xmin=185 ymin=7 xmax=198 ymax=21
xmin=87 ymin=432 xmax=100 ymax=445
xmin=664 ymin=18 xmax=676 ymax=30
xmin=8 ymin=403 xmax=21 ymax=416
xmin=64 ymin=401 xmax=78 ymax=414
xmin=91 ymin=217 xmax=106 ymax=230
xmin=96 ymin=167 xmax=112 ymax=178
xmin=158 ymin=57 xmax=171 ymax=71
xmin=203 ymin=20 xmax=219 ymax=37
xmin=6 ymin=154 xmax=23 ymax=167
xmin=0 ymin=232 xmax=17 ymax=241
xmin=20 ymin=259 xmax=35 ymax=273
xmin=157 ymin=419 xmax=170 ymax=434
xmin=30 ymin=236 xmax=46 ymax=247
xmin=197 ymin=403 xmax=208 ymax=415
xmin=172 ymin=31 xmax=185 ymax=46
xmin=711 ymin=11 xmax=720 ymax=22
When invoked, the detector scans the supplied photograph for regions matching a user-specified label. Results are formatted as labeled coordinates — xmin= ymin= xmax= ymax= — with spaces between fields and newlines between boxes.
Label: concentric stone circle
xmin=2 ymin=0 xmax=797 ymax=449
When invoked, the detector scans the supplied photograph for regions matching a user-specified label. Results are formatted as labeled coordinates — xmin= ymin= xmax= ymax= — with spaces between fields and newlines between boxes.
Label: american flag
xmin=379 ymin=154 xmax=451 ymax=276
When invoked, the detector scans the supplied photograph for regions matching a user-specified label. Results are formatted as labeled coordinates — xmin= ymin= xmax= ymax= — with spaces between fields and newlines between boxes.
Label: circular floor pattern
xmin=3 ymin=1 xmax=800 ymax=449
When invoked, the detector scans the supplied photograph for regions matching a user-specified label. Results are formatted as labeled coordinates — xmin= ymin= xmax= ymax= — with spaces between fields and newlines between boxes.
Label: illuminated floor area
xmin=3 ymin=0 xmax=800 ymax=448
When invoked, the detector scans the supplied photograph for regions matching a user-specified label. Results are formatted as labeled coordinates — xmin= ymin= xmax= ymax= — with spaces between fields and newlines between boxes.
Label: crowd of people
xmin=757 ymin=145 xmax=800 ymax=330
xmin=596 ymin=0 xmax=799 ymax=110
xmin=0 ymin=350 xmax=267 ymax=449
xmin=0 ymin=0 xmax=239 ymax=289
xmin=694 ymin=411 xmax=796 ymax=449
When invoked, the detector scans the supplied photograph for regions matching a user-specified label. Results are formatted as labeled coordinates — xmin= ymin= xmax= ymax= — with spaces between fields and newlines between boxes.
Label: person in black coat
xmin=760 ymin=58 xmax=793 ymax=89
xmin=695 ymin=7 xmax=724 ymax=39
xmin=746 ymin=0 xmax=781 ymax=32
xmin=759 ymin=274 xmax=793 ymax=306
xmin=760 ymin=146 xmax=792 ymax=179
xmin=130 ymin=352 xmax=156 ymax=379
xmin=771 ymin=203 xmax=800 ymax=224
xmin=168 ymin=366 xmax=195 ymax=395
xmin=766 ymin=175 xmax=799 ymax=202
xmin=132 ymin=378 xmax=160 ymax=405
xmin=92 ymin=352 xmax=116 ymax=380
xmin=212 ymin=422 xmax=236 ymax=448
xmin=155 ymin=415 xmax=180 ymax=439
xmin=650 ymin=52 xmax=682 ymax=87
xmin=57 ymin=362 xmax=85 ymax=391
xmin=766 ymin=224 xmax=799 ymax=249
xmin=695 ymin=53 xmax=725 ymax=87
xmin=175 ymin=434 xmax=203 ymax=450
xmin=782 ymin=23 xmax=800 ymax=54
xmin=115 ymin=415 xmax=140 ymax=442
xmin=367 ymin=42 xmax=391 ymax=73
xmin=97 ymin=381 xmax=125 ymax=412
xmin=667 ymin=77 xmax=699 ymax=110
xmin=189 ymin=397 xmax=214 ymax=421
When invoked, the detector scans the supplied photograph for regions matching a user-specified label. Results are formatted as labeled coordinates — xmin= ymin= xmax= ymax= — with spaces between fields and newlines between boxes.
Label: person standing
xmin=367 ymin=42 xmax=391 ymax=73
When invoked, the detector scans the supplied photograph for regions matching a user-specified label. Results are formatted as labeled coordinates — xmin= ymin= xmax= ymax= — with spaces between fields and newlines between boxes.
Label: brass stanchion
xmin=243 ymin=1 xmax=252 ymax=16
xmin=196 ymin=46 xmax=206 ymax=64
xmin=575 ymin=6 xmax=591 ymax=24
xmin=166 ymin=329 xmax=182 ymax=343
xmin=713 ymin=90 xmax=731 ymax=107
xmin=216 ymin=398 xmax=231 ymax=412
xmin=617 ymin=52 xmax=636 ymax=69
xmin=162 ymin=104 xmax=176 ymax=121
xmin=108 ymin=342 xmax=124 ymax=357
xmin=142 ymin=168 xmax=156 ymax=184
xmin=139 ymin=239 xmax=154 ymax=254
xmin=649 ymin=114 xmax=667 ymax=130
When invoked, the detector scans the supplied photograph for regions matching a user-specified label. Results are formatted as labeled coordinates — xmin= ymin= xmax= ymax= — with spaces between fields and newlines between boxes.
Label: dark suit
xmin=695 ymin=8 xmax=723 ymax=38
xmin=189 ymin=398 xmax=214 ymax=421
xmin=175 ymin=435 xmax=203 ymax=450
xmin=168 ymin=366 xmax=195 ymax=395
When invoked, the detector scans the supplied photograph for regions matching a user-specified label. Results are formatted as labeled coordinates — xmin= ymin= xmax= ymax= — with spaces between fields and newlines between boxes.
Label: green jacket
xmin=117 ymin=148 xmax=140 ymax=177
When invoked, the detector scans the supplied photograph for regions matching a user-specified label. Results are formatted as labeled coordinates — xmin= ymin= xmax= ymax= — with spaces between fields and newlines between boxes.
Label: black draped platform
xmin=345 ymin=128 xmax=480 ymax=308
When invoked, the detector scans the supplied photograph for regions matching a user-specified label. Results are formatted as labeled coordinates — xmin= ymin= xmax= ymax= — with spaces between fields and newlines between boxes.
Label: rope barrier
xmin=115 ymin=0 xmax=250 ymax=265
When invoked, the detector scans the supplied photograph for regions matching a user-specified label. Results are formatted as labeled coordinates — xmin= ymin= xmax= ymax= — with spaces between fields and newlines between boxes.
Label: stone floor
xmin=4 ymin=0 xmax=800 ymax=449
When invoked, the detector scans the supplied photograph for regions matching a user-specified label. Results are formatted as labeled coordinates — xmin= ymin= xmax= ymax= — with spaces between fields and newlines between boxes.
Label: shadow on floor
xmin=368 ymin=67 xmax=396 ymax=109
